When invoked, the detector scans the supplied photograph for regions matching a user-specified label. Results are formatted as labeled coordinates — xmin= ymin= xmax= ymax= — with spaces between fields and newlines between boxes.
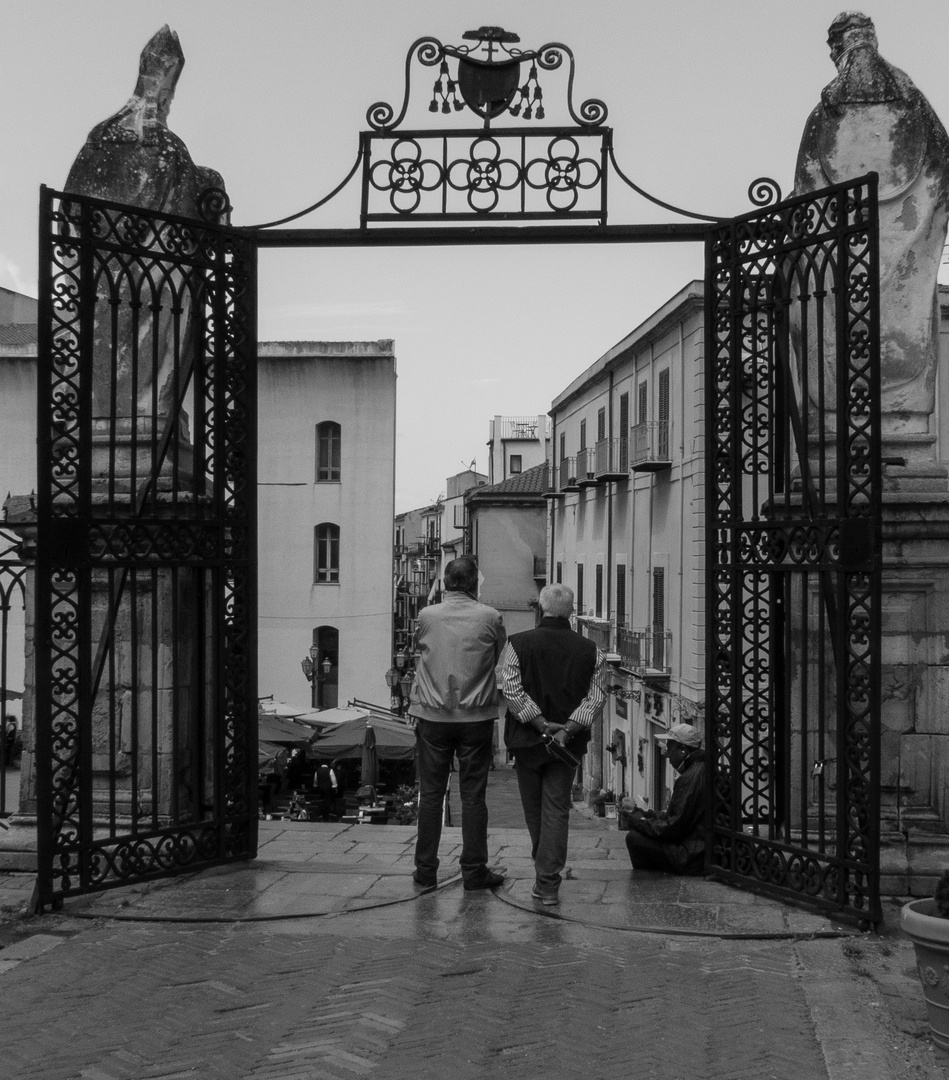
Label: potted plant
xmin=901 ymin=871 xmax=949 ymax=1050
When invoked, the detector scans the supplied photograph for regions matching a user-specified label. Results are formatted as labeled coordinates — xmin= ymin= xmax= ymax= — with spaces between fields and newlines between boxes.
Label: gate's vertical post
xmin=33 ymin=186 xmax=54 ymax=911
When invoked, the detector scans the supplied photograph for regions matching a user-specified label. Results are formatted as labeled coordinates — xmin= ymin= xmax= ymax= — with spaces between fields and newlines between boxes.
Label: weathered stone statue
xmin=63 ymin=25 xmax=226 ymax=428
xmin=794 ymin=11 xmax=949 ymax=431
xmin=65 ymin=24 xmax=226 ymax=226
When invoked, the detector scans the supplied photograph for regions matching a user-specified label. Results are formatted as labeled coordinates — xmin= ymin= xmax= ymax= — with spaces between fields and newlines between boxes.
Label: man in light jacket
xmin=409 ymin=556 xmax=507 ymax=890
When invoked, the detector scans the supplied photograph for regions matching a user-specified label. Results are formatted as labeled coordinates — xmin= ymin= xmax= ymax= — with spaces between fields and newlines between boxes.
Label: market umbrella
xmin=257 ymin=714 xmax=316 ymax=746
xmin=360 ymin=721 xmax=380 ymax=792
xmin=309 ymin=714 xmax=416 ymax=761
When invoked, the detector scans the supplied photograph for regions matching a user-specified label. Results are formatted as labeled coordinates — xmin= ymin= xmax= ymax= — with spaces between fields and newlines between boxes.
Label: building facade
xmin=0 ymin=308 xmax=397 ymax=720
xmin=257 ymin=340 xmax=396 ymax=711
xmin=466 ymin=462 xmax=548 ymax=638
xmin=547 ymin=281 xmax=705 ymax=811
xmin=486 ymin=414 xmax=550 ymax=485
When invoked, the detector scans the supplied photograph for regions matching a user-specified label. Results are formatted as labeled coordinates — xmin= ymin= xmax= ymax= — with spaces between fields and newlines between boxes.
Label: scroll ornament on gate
xmin=366 ymin=25 xmax=608 ymax=132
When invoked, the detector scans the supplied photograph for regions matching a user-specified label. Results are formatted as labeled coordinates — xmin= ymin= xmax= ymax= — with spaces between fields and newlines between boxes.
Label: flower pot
xmin=901 ymin=898 xmax=949 ymax=1050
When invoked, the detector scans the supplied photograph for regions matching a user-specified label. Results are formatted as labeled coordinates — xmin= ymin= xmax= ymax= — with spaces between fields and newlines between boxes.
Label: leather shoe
xmin=412 ymin=871 xmax=437 ymax=889
xmin=463 ymin=870 xmax=505 ymax=891
xmin=531 ymin=885 xmax=560 ymax=906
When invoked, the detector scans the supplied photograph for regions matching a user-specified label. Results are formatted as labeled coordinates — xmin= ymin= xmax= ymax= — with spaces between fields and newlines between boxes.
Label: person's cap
xmin=654 ymin=723 xmax=702 ymax=748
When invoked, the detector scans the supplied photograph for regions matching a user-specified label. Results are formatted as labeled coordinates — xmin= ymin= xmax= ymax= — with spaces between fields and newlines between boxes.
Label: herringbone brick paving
xmin=0 ymin=915 xmax=830 ymax=1080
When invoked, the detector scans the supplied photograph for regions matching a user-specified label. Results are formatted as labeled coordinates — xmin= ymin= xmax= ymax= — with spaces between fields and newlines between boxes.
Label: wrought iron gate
xmin=35 ymin=187 xmax=257 ymax=909
xmin=0 ymin=525 xmax=27 ymax=814
xmin=705 ymin=175 xmax=881 ymax=926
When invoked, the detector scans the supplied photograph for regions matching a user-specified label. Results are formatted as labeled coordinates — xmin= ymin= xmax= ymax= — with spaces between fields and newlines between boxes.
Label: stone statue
xmin=793 ymin=11 xmax=949 ymax=430
xmin=65 ymin=24 xmax=226 ymax=224
xmin=63 ymin=26 xmax=227 ymax=437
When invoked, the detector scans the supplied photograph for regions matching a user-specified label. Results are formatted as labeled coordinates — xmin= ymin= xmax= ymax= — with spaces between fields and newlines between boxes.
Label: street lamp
xmin=385 ymin=664 xmax=415 ymax=716
xmin=302 ymin=645 xmax=333 ymax=707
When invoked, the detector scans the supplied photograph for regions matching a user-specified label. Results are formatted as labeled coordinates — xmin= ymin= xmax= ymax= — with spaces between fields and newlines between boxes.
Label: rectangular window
xmin=597 ymin=407 xmax=606 ymax=442
xmin=652 ymin=566 xmax=665 ymax=668
xmin=595 ymin=564 xmax=603 ymax=618
xmin=315 ymin=524 xmax=340 ymax=583
xmin=509 ymin=454 xmax=522 ymax=474
xmin=559 ymin=431 xmax=566 ymax=462
xmin=638 ymin=381 xmax=648 ymax=424
xmin=652 ymin=567 xmax=665 ymax=631
xmin=619 ymin=392 xmax=629 ymax=471
xmin=576 ymin=563 xmax=584 ymax=615
xmin=658 ymin=368 xmax=670 ymax=460
xmin=556 ymin=561 xmax=562 ymax=584
xmin=316 ymin=422 xmax=341 ymax=482
xmin=616 ymin=564 xmax=627 ymax=626
xmin=579 ymin=419 xmax=587 ymax=451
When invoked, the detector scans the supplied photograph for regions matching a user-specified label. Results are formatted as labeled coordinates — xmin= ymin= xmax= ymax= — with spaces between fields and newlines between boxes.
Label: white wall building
xmin=257 ymin=340 xmax=396 ymax=710
xmin=547 ymin=281 xmax=705 ymax=811
xmin=0 ymin=306 xmax=397 ymax=717
xmin=486 ymin=414 xmax=550 ymax=485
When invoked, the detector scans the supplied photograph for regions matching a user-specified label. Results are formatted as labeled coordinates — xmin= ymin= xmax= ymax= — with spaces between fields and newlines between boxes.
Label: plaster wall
xmin=470 ymin=499 xmax=546 ymax=636
xmin=257 ymin=342 xmax=396 ymax=710
xmin=549 ymin=282 xmax=706 ymax=806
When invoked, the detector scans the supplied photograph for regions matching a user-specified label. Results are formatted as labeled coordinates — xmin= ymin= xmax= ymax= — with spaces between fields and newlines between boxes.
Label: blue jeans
xmin=415 ymin=719 xmax=495 ymax=884
xmin=513 ymin=742 xmax=576 ymax=893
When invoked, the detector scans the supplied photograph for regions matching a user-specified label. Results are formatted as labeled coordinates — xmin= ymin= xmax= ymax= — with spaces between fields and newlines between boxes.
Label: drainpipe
xmin=549 ymin=413 xmax=557 ymax=591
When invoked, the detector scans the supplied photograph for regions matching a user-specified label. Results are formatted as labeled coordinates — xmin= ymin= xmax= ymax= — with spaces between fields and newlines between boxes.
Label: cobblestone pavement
xmin=0 ymin=767 xmax=946 ymax=1079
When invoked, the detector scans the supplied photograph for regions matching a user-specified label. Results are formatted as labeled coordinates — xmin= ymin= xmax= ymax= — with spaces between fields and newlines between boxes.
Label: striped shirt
xmin=497 ymin=641 xmax=607 ymax=727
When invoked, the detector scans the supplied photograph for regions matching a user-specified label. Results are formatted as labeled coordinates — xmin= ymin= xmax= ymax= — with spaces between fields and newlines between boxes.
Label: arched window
xmin=314 ymin=523 xmax=340 ymax=583
xmin=316 ymin=421 xmax=341 ymax=482
xmin=312 ymin=625 xmax=339 ymax=709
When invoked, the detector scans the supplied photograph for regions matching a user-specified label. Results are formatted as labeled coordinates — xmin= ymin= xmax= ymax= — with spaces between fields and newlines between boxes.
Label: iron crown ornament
xmin=366 ymin=26 xmax=608 ymax=132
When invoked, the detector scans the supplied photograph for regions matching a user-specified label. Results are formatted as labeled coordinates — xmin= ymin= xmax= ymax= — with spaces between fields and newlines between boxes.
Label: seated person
xmin=625 ymin=723 xmax=705 ymax=875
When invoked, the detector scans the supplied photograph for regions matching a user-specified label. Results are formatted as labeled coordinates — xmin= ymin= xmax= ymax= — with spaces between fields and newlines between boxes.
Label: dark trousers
xmin=415 ymin=718 xmax=495 ymax=884
xmin=625 ymin=828 xmax=703 ymax=875
xmin=513 ymin=742 xmax=576 ymax=893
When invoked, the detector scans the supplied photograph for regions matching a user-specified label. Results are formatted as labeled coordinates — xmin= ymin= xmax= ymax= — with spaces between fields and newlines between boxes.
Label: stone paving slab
xmin=0 ymin=905 xmax=940 ymax=1080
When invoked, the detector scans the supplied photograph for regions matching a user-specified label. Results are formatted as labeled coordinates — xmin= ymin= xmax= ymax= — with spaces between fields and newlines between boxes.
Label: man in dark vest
xmin=498 ymin=584 xmax=605 ymax=905
xmin=313 ymin=760 xmax=338 ymax=821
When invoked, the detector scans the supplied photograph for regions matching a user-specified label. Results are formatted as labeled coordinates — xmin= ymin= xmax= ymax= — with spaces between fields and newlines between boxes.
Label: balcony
xmin=616 ymin=626 xmax=672 ymax=674
xmin=576 ymin=447 xmax=598 ymax=488
xmin=595 ymin=437 xmax=629 ymax=481
xmin=630 ymin=421 xmax=671 ymax=472
xmin=561 ymin=456 xmax=580 ymax=492
xmin=578 ymin=617 xmax=612 ymax=652
xmin=493 ymin=415 xmax=544 ymax=441
xmin=542 ymin=461 xmax=563 ymax=501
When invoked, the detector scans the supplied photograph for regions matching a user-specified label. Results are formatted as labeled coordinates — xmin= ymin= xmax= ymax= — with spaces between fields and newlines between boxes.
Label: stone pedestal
xmin=878 ymin=480 xmax=949 ymax=895
xmin=1 ymin=427 xmax=204 ymax=859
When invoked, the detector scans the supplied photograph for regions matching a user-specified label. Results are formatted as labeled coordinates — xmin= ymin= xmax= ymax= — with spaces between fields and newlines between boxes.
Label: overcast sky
xmin=3 ymin=1 xmax=949 ymax=510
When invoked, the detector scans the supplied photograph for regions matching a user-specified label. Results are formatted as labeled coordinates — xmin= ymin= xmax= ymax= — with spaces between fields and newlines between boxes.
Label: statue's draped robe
xmin=793 ymin=42 xmax=949 ymax=419
xmin=63 ymin=29 xmax=226 ymax=431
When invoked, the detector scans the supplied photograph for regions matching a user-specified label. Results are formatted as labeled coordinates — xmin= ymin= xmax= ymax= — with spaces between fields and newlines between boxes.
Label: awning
xmin=257 ymin=714 xmax=317 ymax=745
xmin=309 ymin=714 xmax=416 ymax=761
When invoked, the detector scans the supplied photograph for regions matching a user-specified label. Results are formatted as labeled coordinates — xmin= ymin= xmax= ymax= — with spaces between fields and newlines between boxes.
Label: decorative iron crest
xmin=248 ymin=25 xmax=781 ymax=230
xmin=366 ymin=26 xmax=607 ymax=132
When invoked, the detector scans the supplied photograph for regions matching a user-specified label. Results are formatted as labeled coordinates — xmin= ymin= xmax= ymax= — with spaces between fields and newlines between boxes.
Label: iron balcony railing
xmin=561 ymin=456 xmax=579 ymax=491
xmin=492 ymin=416 xmax=548 ymax=441
xmin=616 ymin=625 xmax=672 ymax=673
xmin=595 ymin=436 xmax=630 ymax=479
xmin=630 ymin=421 xmax=671 ymax=470
xmin=576 ymin=447 xmax=596 ymax=486
xmin=578 ymin=617 xmax=612 ymax=652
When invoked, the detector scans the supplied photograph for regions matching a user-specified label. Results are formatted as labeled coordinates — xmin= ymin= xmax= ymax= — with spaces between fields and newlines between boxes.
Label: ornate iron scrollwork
xmin=366 ymin=26 xmax=607 ymax=133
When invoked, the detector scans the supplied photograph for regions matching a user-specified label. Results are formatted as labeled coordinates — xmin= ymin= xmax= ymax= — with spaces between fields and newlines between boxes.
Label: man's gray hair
xmin=539 ymin=583 xmax=574 ymax=618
